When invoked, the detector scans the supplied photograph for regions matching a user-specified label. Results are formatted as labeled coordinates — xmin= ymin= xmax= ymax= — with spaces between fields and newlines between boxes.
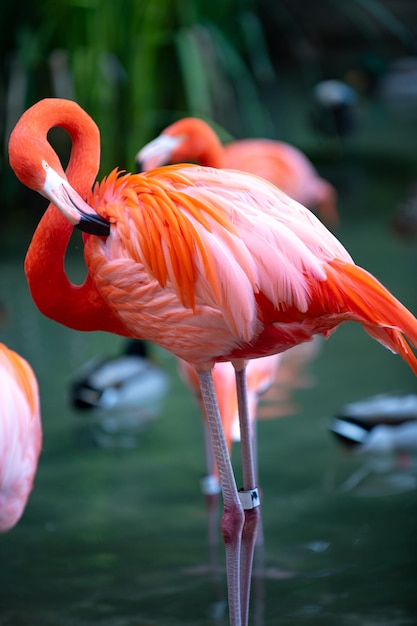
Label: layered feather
xmin=84 ymin=163 xmax=417 ymax=370
xmin=88 ymin=166 xmax=346 ymax=342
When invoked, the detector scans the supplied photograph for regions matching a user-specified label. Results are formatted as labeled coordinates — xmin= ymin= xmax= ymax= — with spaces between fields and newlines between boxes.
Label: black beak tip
xmin=76 ymin=211 xmax=111 ymax=237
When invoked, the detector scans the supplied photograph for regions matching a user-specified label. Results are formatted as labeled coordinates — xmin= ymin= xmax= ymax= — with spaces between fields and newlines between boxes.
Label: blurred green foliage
xmin=1 ymin=0 xmax=415 ymax=229
xmin=1 ymin=0 xmax=276 ymax=178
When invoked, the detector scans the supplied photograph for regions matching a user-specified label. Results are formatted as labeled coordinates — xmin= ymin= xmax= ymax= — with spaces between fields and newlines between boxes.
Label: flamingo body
xmin=0 ymin=343 xmax=41 ymax=532
xmin=83 ymin=164 xmax=417 ymax=374
xmin=136 ymin=117 xmax=338 ymax=226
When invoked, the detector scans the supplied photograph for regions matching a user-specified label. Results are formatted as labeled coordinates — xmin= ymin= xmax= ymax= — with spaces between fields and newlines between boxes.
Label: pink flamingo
xmin=136 ymin=117 xmax=339 ymax=227
xmin=9 ymin=98 xmax=417 ymax=626
xmin=0 ymin=343 xmax=42 ymax=532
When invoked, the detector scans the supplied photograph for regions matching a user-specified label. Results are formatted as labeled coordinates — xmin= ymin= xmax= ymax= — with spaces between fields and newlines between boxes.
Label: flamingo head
xmin=40 ymin=161 xmax=110 ymax=236
xmin=135 ymin=117 xmax=221 ymax=171
xmin=135 ymin=133 xmax=183 ymax=172
xmin=9 ymin=125 xmax=110 ymax=237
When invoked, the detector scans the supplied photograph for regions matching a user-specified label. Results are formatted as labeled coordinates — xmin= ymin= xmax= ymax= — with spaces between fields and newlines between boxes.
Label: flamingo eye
xmin=42 ymin=160 xmax=49 ymax=170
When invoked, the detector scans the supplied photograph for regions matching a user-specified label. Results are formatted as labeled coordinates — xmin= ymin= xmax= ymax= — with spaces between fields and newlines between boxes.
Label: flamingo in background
xmin=136 ymin=117 xmax=339 ymax=227
xmin=0 ymin=343 xmax=42 ymax=533
xmin=9 ymin=98 xmax=417 ymax=626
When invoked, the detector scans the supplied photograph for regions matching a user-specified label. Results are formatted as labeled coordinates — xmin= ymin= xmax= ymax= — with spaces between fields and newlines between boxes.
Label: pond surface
xmin=1 ymin=157 xmax=417 ymax=625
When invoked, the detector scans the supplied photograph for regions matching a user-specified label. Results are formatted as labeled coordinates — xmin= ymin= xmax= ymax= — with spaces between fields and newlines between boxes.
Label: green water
xmin=1 ymin=159 xmax=417 ymax=625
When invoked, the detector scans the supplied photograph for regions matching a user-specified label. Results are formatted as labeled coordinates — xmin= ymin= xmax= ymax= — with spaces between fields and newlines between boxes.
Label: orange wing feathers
xmin=82 ymin=163 xmax=417 ymax=371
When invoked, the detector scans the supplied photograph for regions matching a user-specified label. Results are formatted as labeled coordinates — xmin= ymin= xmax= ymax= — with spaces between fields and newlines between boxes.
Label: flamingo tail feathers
xmin=327 ymin=260 xmax=417 ymax=375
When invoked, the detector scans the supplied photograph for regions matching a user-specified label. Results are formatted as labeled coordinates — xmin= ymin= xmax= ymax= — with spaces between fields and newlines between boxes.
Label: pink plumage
xmin=0 ymin=343 xmax=41 ymax=533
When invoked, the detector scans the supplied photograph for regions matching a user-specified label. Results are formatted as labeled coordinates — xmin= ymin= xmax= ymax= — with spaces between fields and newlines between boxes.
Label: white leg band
xmin=238 ymin=487 xmax=260 ymax=509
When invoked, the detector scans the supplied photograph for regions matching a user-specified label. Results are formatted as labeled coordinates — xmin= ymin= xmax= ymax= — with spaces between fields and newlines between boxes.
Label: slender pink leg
xmin=235 ymin=365 xmax=261 ymax=626
xmin=200 ymin=419 xmax=221 ymax=562
xmin=249 ymin=412 xmax=266 ymax=626
xmin=200 ymin=420 xmax=226 ymax=614
xmin=197 ymin=369 xmax=244 ymax=626
xmin=249 ymin=404 xmax=265 ymax=558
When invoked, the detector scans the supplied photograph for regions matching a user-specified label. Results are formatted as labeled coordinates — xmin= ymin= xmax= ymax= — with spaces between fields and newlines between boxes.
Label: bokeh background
xmin=1 ymin=1 xmax=417 ymax=625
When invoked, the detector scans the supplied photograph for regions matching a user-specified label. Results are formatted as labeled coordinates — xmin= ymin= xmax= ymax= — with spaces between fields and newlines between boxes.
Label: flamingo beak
xmin=135 ymin=135 xmax=182 ymax=172
xmin=41 ymin=162 xmax=110 ymax=236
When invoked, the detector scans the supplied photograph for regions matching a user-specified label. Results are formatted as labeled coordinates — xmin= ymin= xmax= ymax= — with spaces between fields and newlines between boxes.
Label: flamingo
xmin=0 ymin=342 xmax=42 ymax=533
xmin=9 ymin=98 xmax=417 ymax=626
xmin=136 ymin=116 xmax=339 ymax=227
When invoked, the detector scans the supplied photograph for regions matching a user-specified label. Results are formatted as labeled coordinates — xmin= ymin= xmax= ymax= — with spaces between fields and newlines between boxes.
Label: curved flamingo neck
xmin=167 ymin=118 xmax=225 ymax=168
xmin=17 ymin=99 xmax=128 ymax=335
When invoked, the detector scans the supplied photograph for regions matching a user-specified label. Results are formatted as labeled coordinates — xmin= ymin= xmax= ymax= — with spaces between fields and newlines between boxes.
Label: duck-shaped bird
xmin=70 ymin=340 xmax=170 ymax=446
xmin=329 ymin=392 xmax=417 ymax=454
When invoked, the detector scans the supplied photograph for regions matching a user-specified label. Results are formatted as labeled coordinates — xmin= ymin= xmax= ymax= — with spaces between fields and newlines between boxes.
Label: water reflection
xmin=337 ymin=453 xmax=417 ymax=497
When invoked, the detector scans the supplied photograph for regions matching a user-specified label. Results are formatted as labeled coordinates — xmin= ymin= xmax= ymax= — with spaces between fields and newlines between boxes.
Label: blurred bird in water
xmin=136 ymin=117 xmax=339 ymax=228
xmin=69 ymin=339 xmax=170 ymax=447
xmin=311 ymin=79 xmax=357 ymax=139
xmin=10 ymin=98 xmax=417 ymax=626
xmin=330 ymin=392 xmax=417 ymax=497
xmin=0 ymin=343 xmax=41 ymax=533
xmin=330 ymin=392 xmax=417 ymax=455
xmin=70 ymin=340 xmax=169 ymax=414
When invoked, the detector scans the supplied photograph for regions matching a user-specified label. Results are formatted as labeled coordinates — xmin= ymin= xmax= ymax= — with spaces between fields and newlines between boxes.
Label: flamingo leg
xmin=200 ymin=419 xmax=222 ymax=564
xmin=245 ymin=406 xmax=266 ymax=626
xmin=235 ymin=365 xmax=261 ymax=626
xmin=197 ymin=369 xmax=245 ymax=626
xmin=200 ymin=420 xmax=226 ymax=614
